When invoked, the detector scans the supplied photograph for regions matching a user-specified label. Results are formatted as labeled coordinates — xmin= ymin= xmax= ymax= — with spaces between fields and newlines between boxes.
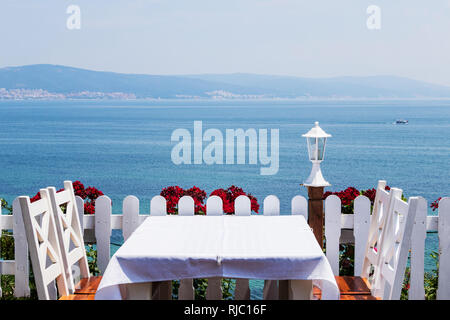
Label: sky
xmin=1 ymin=0 xmax=450 ymax=86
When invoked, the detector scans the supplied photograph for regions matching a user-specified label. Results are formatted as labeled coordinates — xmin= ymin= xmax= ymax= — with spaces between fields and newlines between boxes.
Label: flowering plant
xmin=431 ymin=197 xmax=442 ymax=212
xmin=30 ymin=181 xmax=104 ymax=215
xmin=210 ymin=186 xmax=259 ymax=214
xmin=323 ymin=185 xmax=391 ymax=214
xmin=160 ymin=185 xmax=260 ymax=215
xmin=160 ymin=186 xmax=207 ymax=214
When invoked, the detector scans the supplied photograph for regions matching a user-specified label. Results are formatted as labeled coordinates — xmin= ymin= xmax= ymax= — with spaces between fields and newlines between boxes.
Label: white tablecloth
xmin=95 ymin=215 xmax=339 ymax=300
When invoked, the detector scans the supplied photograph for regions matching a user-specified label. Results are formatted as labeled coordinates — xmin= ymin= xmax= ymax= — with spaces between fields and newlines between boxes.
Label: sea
xmin=1 ymin=99 xmax=449 ymax=299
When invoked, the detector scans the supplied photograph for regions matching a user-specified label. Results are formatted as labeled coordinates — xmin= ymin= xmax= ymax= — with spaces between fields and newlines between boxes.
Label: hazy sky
xmin=1 ymin=0 xmax=450 ymax=86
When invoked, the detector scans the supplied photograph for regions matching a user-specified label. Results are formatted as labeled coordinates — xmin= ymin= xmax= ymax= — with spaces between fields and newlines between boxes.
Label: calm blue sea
xmin=1 ymin=99 xmax=449 ymax=298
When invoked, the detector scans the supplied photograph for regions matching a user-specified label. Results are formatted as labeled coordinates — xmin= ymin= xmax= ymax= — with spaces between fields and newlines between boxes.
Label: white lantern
xmin=302 ymin=121 xmax=331 ymax=187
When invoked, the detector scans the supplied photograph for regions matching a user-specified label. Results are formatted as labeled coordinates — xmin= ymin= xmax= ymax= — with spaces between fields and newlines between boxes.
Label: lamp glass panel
xmin=318 ymin=137 xmax=327 ymax=160
xmin=308 ymin=137 xmax=317 ymax=161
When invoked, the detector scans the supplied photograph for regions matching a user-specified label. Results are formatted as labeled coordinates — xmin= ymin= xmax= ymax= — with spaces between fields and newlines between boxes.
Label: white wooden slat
xmin=13 ymin=198 xmax=30 ymax=297
xmin=234 ymin=279 xmax=250 ymax=300
xmin=341 ymin=214 xmax=354 ymax=229
xmin=150 ymin=195 xmax=167 ymax=216
xmin=122 ymin=196 xmax=140 ymax=241
xmin=177 ymin=196 xmax=195 ymax=299
xmin=205 ymin=196 xmax=223 ymax=299
xmin=263 ymin=195 xmax=280 ymax=216
xmin=291 ymin=195 xmax=308 ymax=219
xmin=353 ymin=195 xmax=371 ymax=276
xmin=325 ymin=195 xmax=341 ymax=275
xmin=178 ymin=196 xmax=194 ymax=216
xmin=409 ymin=197 xmax=427 ymax=300
xmin=54 ymin=189 xmax=71 ymax=204
xmin=361 ymin=180 xmax=389 ymax=280
xmin=206 ymin=278 xmax=222 ymax=300
xmin=437 ymin=197 xmax=450 ymax=300
xmin=263 ymin=195 xmax=279 ymax=299
xmin=83 ymin=214 xmax=123 ymax=230
xmin=233 ymin=195 xmax=251 ymax=299
xmin=94 ymin=195 xmax=112 ymax=275
xmin=0 ymin=260 xmax=15 ymax=274
xmin=139 ymin=215 xmax=148 ymax=224
xmin=235 ymin=195 xmax=251 ymax=216
xmin=426 ymin=216 xmax=438 ymax=232
xmin=75 ymin=196 xmax=84 ymax=234
xmin=0 ymin=214 xmax=13 ymax=230
xmin=206 ymin=196 xmax=223 ymax=216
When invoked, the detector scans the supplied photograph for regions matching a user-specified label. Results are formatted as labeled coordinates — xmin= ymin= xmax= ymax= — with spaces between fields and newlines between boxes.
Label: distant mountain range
xmin=1 ymin=64 xmax=450 ymax=100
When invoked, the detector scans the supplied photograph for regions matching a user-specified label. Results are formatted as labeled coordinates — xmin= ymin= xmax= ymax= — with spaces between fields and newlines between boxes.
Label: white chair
xmin=47 ymin=181 xmax=102 ymax=296
xmin=373 ymin=191 xmax=420 ymax=299
xmin=333 ymin=186 xmax=418 ymax=300
xmin=319 ymin=181 xmax=419 ymax=300
xmin=19 ymin=189 xmax=91 ymax=300
xmin=360 ymin=180 xmax=391 ymax=284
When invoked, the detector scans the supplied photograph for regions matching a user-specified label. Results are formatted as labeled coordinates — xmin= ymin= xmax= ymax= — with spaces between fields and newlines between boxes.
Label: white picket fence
xmin=0 ymin=193 xmax=449 ymax=299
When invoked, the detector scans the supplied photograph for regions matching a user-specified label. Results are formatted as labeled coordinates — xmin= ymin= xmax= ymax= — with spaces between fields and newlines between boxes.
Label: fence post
xmin=409 ymin=197 xmax=427 ymax=300
xmin=353 ymin=195 xmax=371 ymax=276
xmin=233 ymin=196 xmax=251 ymax=300
xmin=95 ymin=195 xmax=112 ymax=275
xmin=235 ymin=196 xmax=251 ymax=216
xmin=13 ymin=198 xmax=30 ymax=297
xmin=206 ymin=196 xmax=223 ymax=216
xmin=178 ymin=196 xmax=195 ymax=300
xmin=325 ymin=195 xmax=341 ymax=275
xmin=437 ymin=197 xmax=450 ymax=300
xmin=123 ymin=196 xmax=140 ymax=242
xmin=263 ymin=195 xmax=280 ymax=300
xmin=206 ymin=196 xmax=223 ymax=300
xmin=178 ymin=196 xmax=194 ymax=216
xmin=150 ymin=196 xmax=167 ymax=216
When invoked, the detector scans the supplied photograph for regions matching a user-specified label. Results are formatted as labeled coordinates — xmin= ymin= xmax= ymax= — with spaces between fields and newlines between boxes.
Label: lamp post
xmin=302 ymin=122 xmax=331 ymax=248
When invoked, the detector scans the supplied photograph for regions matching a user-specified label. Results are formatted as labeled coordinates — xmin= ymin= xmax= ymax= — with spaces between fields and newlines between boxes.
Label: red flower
xmin=29 ymin=181 xmax=103 ymax=215
xmin=84 ymin=202 xmax=95 ymax=215
xmin=72 ymin=181 xmax=87 ymax=199
xmin=85 ymin=186 xmax=104 ymax=201
xmin=431 ymin=197 xmax=442 ymax=212
xmin=30 ymin=192 xmax=41 ymax=203
xmin=361 ymin=188 xmax=376 ymax=205
xmin=160 ymin=186 xmax=208 ymax=215
xmin=210 ymin=186 xmax=260 ymax=215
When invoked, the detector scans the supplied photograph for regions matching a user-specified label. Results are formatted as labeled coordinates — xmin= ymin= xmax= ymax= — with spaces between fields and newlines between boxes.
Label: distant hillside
xmin=1 ymin=64 xmax=450 ymax=99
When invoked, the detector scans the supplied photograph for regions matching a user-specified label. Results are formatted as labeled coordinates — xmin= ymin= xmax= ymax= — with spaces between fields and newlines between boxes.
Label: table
xmin=95 ymin=215 xmax=339 ymax=300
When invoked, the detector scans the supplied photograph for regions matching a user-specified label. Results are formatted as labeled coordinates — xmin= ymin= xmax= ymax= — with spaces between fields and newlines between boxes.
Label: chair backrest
xmin=361 ymin=180 xmax=390 ymax=282
xmin=375 ymin=194 xmax=419 ymax=300
xmin=47 ymin=181 xmax=90 ymax=294
xmin=19 ymin=189 xmax=69 ymax=300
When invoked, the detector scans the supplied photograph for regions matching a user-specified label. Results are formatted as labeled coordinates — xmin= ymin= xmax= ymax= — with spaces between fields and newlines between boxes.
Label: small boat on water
xmin=395 ymin=119 xmax=408 ymax=124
